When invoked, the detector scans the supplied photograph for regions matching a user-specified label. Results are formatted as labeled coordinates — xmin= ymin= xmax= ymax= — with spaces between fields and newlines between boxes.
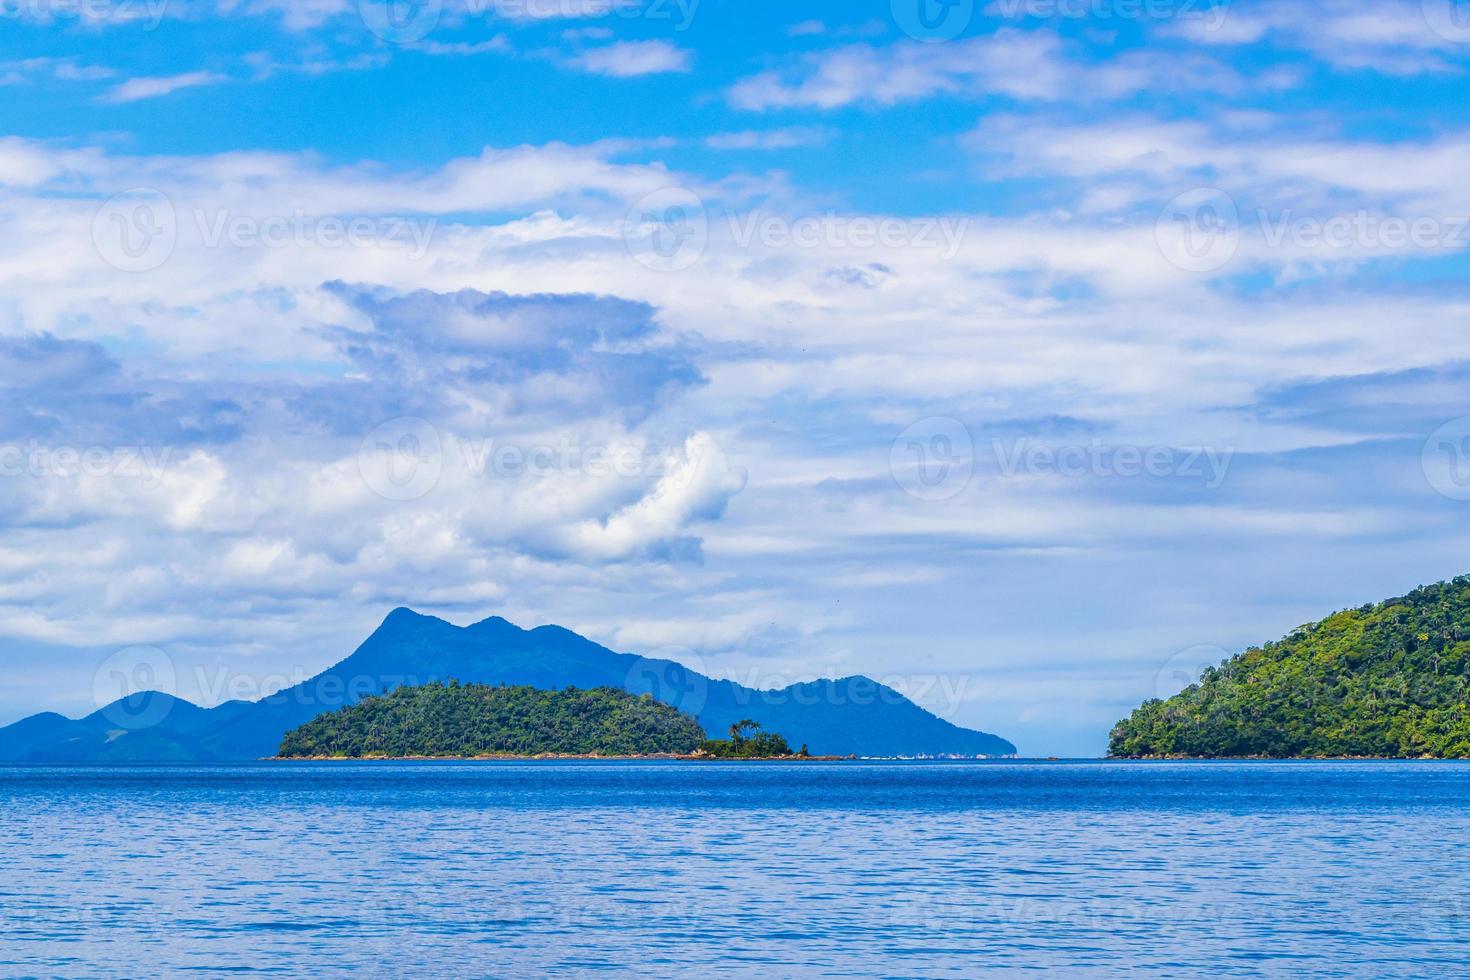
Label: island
xmin=698 ymin=719 xmax=811 ymax=759
xmin=274 ymin=681 xmax=816 ymax=760
xmin=1109 ymin=575 xmax=1470 ymax=759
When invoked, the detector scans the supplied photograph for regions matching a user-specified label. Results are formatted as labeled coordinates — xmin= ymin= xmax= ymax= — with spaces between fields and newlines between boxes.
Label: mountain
xmin=277 ymin=683 xmax=709 ymax=758
xmin=0 ymin=609 xmax=1016 ymax=762
xmin=1110 ymin=576 xmax=1470 ymax=758
xmin=0 ymin=693 xmax=228 ymax=764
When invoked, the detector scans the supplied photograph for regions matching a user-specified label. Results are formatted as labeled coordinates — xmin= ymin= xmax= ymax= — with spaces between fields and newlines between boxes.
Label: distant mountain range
xmin=0 ymin=609 xmax=1016 ymax=762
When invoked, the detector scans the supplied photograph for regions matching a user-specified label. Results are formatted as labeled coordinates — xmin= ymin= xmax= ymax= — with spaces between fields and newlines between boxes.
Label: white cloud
xmin=706 ymin=127 xmax=833 ymax=150
xmin=1167 ymin=0 xmax=1468 ymax=75
xmin=967 ymin=114 xmax=1470 ymax=214
xmin=100 ymin=71 xmax=228 ymax=104
xmin=725 ymin=31 xmax=1247 ymax=110
xmin=215 ymin=0 xmax=353 ymax=30
xmin=0 ymin=58 xmax=114 ymax=86
xmin=410 ymin=37 xmax=513 ymax=57
xmin=561 ymin=433 xmax=747 ymax=560
xmin=0 ymin=138 xmax=66 ymax=187
xmin=243 ymin=49 xmax=392 ymax=80
xmin=492 ymin=0 xmax=646 ymax=19
xmin=570 ymin=40 xmax=692 ymax=77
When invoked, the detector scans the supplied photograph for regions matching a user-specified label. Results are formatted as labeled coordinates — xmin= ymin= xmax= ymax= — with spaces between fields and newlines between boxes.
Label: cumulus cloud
xmin=322 ymin=282 xmax=704 ymax=421
xmin=559 ymin=432 xmax=747 ymax=560
xmin=0 ymin=282 xmax=732 ymax=663
xmin=0 ymin=334 xmax=244 ymax=450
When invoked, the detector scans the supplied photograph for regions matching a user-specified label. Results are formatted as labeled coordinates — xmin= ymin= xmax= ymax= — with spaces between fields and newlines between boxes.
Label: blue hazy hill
xmin=0 ymin=609 xmax=1016 ymax=761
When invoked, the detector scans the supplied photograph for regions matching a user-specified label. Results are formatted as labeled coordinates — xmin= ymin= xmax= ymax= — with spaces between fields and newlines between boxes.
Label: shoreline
xmin=264 ymin=758 xmax=1470 ymax=764
xmin=1108 ymin=754 xmax=1462 ymax=761
xmin=269 ymin=752 xmax=856 ymax=762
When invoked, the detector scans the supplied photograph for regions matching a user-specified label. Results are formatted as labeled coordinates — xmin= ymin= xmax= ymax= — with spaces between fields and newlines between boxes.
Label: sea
xmin=1 ymin=760 xmax=1467 ymax=978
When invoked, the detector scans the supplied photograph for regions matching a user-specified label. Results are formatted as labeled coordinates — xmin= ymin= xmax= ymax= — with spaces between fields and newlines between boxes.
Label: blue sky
xmin=3 ymin=0 xmax=1470 ymax=755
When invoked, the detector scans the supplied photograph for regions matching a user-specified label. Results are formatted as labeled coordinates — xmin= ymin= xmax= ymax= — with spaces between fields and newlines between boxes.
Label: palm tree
xmin=728 ymin=719 xmax=761 ymax=744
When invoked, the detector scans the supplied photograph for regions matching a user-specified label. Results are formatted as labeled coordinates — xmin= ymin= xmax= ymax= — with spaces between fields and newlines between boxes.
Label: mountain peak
xmin=82 ymin=691 xmax=205 ymax=728
xmin=382 ymin=606 xmax=431 ymax=625
xmin=467 ymin=614 xmax=522 ymax=635
xmin=374 ymin=607 xmax=463 ymax=636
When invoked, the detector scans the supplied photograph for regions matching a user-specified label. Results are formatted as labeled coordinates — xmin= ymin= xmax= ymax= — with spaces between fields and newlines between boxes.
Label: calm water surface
xmin=1 ymin=761 xmax=1468 ymax=978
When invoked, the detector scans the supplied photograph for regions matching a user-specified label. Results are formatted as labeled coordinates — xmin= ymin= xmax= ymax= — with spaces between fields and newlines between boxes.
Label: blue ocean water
xmin=1 ymin=761 xmax=1468 ymax=978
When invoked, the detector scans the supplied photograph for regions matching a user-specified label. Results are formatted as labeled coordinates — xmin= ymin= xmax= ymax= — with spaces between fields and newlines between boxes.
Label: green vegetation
xmin=1110 ymin=576 xmax=1470 ymax=758
xmin=277 ymin=682 xmax=706 ymax=758
xmin=697 ymin=719 xmax=808 ymax=759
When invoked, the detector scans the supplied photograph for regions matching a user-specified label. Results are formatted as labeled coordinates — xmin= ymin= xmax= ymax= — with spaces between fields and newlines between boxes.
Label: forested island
xmin=699 ymin=719 xmax=810 ymax=759
xmin=1110 ymin=576 xmax=1470 ymax=758
xmin=275 ymin=682 xmax=812 ymax=759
